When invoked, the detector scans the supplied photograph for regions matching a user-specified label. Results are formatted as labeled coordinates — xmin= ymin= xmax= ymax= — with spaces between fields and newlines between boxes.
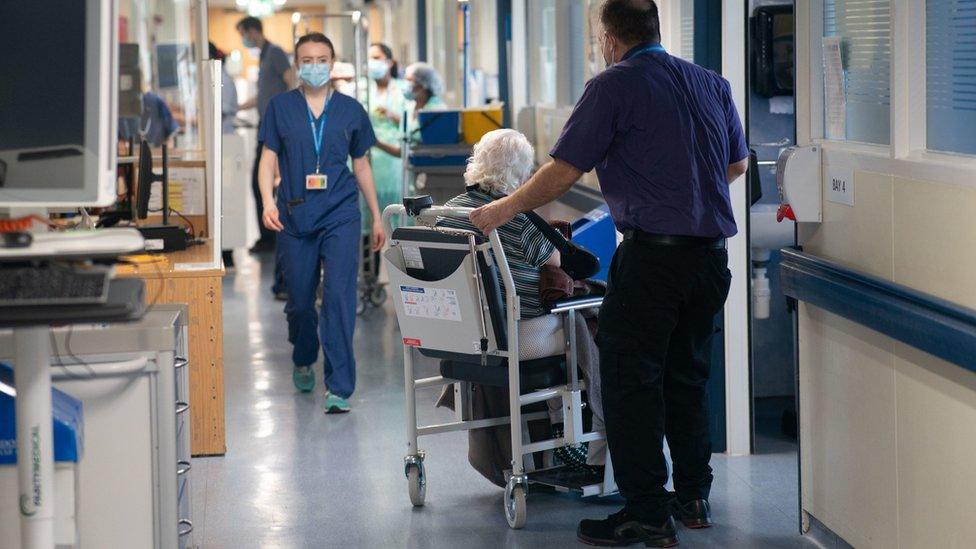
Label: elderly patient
xmin=436 ymin=129 xmax=560 ymax=319
xmin=435 ymin=129 xmax=606 ymax=482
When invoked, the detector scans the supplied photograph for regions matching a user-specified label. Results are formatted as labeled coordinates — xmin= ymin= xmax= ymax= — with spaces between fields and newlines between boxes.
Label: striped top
xmin=437 ymin=190 xmax=556 ymax=319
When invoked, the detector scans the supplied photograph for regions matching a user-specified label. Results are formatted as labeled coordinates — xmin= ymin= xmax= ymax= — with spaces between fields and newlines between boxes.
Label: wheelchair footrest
xmin=527 ymin=465 xmax=605 ymax=492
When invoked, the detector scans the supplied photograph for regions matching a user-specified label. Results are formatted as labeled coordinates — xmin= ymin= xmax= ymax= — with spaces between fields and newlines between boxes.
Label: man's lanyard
xmin=305 ymin=91 xmax=332 ymax=174
xmin=624 ymin=43 xmax=666 ymax=61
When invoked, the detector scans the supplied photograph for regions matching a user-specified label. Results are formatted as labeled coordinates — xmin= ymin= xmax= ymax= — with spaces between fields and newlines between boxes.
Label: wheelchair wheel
xmin=356 ymin=297 xmax=367 ymax=316
xmin=369 ymin=286 xmax=387 ymax=307
xmin=407 ymin=465 xmax=426 ymax=507
xmin=504 ymin=484 xmax=527 ymax=529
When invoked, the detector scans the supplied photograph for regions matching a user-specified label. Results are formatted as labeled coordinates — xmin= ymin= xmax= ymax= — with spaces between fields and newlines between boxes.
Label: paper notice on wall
xmin=149 ymin=166 xmax=206 ymax=215
xmin=400 ymin=286 xmax=462 ymax=322
xmin=823 ymin=36 xmax=846 ymax=140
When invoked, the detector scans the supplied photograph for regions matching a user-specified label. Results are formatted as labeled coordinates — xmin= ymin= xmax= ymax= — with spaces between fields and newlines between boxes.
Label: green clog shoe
xmin=324 ymin=392 xmax=351 ymax=414
xmin=293 ymin=366 xmax=315 ymax=393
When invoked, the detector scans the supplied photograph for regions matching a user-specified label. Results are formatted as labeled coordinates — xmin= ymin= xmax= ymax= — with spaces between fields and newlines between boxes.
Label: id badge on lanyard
xmin=306 ymin=102 xmax=328 ymax=190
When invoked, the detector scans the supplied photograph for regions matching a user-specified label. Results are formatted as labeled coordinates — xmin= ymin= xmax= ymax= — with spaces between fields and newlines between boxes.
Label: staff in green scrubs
xmin=363 ymin=43 xmax=407 ymax=229
xmin=375 ymin=62 xmax=447 ymax=159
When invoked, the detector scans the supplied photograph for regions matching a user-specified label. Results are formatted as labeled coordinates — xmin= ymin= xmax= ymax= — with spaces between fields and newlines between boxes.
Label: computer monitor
xmin=135 ymin=139 xmax=169 ymax=224
xmin=155 ymin=43 xmax=186 ymax=90
xmin=0 ymin=0 xmax=118 ymax=208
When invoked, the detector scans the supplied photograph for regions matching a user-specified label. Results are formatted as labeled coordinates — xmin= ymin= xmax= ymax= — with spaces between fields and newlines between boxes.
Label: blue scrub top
xmin=260 ymin=90 xmax=377 ymax=236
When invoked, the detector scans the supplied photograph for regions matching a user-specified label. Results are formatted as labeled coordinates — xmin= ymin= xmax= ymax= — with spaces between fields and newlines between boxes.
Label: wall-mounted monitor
xmin=0 ymin=0 xmax=118 ymax=207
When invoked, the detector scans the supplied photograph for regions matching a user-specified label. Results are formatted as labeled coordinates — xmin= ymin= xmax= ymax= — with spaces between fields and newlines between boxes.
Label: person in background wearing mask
xmin=374 ymin=62 xmax=446 ymax=158
xmin=470 ymin=1 xmax=748 ymax=546
xmin=363 ymin=43 xmax=407 ymax=229
xmin=257 ymin=33 xmax=385 ymax=413
xmin=237 ymin=16 xmax=296 ymax=299
xmin=118 ymin=90 xmax=179 ymax=148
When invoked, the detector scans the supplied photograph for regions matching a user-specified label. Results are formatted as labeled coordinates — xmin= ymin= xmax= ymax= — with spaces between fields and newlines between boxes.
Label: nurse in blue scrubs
xmin=257 ymin=32 xmax=385 ymax=413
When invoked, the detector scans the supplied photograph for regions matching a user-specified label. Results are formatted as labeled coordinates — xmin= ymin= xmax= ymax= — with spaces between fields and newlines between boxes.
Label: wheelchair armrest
xmin=549 ymin=296 xmax=604 ymax=314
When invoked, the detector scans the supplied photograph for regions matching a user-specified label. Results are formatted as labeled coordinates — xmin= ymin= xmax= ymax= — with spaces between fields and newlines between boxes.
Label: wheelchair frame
xmin=382 ymin=202 xmax=617 ymax=529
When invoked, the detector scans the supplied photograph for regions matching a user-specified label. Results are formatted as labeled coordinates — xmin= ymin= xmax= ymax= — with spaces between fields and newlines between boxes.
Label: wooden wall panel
xmin=143 ymin=274 xmax=225 ymax=456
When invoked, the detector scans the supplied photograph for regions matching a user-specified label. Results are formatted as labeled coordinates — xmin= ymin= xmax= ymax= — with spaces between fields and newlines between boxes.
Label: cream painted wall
xmin=797 ymin=166 xmax=976 ymax=547
xmin=793 ymin=0 xmax=976 ymax=543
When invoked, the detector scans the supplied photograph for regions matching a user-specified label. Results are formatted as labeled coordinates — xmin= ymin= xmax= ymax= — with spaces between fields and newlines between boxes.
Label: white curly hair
xmin=464 ymin=129 xmax=535 ymax=195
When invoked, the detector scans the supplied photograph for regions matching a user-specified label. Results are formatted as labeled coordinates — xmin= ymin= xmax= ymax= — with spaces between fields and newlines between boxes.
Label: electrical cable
xmin=146 ymin=205 xmax=196 ymax=237
xmin=168 ymin=207 xmax=196 ymax=237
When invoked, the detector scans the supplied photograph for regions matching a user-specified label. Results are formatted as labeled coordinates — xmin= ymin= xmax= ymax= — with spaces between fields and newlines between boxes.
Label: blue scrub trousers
xmin=272 ymin=239 xmax=288 ymax=296
xmin=278 ymin=215 xmax=360 ymax=398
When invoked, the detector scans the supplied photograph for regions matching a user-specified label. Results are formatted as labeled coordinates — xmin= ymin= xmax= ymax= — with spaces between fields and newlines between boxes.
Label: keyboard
xmin=0 ymin=266 xmax=111 ymax=306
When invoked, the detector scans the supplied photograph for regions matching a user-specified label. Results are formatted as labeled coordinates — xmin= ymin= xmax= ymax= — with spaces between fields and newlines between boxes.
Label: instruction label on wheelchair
xmin=402 ymin=245 xmax=424 ymax=270
xmin=399 ymin=286 xmax=462 ymax=322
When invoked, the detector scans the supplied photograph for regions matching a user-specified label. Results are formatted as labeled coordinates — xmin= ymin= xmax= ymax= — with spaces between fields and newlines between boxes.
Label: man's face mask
xmin=602 ymin=32 xmax=616 ymax=68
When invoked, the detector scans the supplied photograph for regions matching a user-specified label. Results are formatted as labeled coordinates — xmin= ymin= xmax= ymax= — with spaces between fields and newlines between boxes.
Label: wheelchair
xmin=382 ymin=196 xmax=617 ymax=529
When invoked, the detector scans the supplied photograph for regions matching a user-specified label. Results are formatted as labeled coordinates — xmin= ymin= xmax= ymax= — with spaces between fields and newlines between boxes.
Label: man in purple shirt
xmin=471 ymin=1 xmax=748 ymax=546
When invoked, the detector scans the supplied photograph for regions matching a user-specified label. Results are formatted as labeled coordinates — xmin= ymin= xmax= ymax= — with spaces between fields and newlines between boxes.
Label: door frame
xmin=721 ymin=0 xmax=752 ymax=457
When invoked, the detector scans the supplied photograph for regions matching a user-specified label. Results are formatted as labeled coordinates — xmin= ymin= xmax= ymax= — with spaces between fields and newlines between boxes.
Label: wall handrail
xmin=779 ymin=248 xmax=976 ymax=375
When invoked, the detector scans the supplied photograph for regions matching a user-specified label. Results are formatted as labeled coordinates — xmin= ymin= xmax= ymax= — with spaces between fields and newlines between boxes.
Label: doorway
xmin=746 ymin=0 xmax=798 ymax=454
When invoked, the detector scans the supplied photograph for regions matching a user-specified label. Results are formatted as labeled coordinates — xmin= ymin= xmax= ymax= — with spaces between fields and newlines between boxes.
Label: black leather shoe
xmin=669 ymin=498 xmax=712 ymax=529
xmin=577 ymin=510 xmax=679 ymax=547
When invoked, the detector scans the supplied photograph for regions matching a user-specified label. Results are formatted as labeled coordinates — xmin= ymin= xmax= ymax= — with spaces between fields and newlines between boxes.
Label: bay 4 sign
xmin=826 ymin=164 xmax=855 ymax=206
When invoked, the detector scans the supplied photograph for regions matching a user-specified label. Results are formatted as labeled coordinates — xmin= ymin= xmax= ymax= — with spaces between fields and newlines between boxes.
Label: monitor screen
xmin=0 ymin=0 xmax=116 ymax=206
xmin=156 ymin=43 xmax=184 ymax=90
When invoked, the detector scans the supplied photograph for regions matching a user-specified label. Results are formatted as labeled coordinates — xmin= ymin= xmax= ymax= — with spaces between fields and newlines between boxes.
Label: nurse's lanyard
xmin=307 ymin=95 xmax=332 ymax=174
xmin=626 ymin=43 xmax=666 ymax=60
xmin=305 ymin=89 xmax=332 ymax=190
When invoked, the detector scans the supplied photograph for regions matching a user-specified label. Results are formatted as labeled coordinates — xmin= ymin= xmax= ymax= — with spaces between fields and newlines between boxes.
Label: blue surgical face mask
xmin=299 ymin=63 xmax=331 ymax=88
xmin=367 ymin=59 xmax=389 ymax=80
xmin=242 ymin=37 xmax=256 ymax=49
xmin=401 ymin=80 xmax=416 ymax=101
xmin=603 ymin=34 xmax=616 ymax=69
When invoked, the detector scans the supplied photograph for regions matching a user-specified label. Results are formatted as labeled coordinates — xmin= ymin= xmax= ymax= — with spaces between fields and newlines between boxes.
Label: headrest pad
xmin=403 ymin=195 xmax=434 ymax=216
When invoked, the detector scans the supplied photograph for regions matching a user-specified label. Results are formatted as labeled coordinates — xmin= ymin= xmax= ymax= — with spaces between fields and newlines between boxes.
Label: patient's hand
xmin=471 ymin=198 xmax=515 ymax=234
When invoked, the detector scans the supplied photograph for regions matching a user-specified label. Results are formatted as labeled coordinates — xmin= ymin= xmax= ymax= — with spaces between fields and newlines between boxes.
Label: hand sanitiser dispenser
xmin=775 ymin=145 xmax=822 ymax=223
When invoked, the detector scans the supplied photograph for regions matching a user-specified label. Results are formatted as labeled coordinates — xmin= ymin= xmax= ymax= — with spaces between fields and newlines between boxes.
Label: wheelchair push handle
xmin=381 ymin=196 xmax=476 ymax=237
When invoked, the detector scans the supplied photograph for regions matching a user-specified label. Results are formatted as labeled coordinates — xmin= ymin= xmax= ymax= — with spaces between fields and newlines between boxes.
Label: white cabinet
xmin=0 ymin=306 xmax=193 ymax=548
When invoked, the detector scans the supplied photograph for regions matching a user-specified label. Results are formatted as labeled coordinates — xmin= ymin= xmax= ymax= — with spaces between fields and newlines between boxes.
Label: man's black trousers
xmin=596 ymin=235 xmax=732 ymax=524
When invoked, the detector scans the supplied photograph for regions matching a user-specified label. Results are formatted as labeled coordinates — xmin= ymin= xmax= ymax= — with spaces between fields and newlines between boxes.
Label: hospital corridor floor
xmin=189 ymin=252 xmax=814 ymax=548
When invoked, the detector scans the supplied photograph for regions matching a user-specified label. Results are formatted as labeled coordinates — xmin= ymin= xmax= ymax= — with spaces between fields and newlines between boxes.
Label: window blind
xmin=927 ymin=0 xmax=976 ymax=155
xmin=824 ymin=0 xmax=891 ymax=144
xmin=679 ymin=0 xmax=695 ymax=62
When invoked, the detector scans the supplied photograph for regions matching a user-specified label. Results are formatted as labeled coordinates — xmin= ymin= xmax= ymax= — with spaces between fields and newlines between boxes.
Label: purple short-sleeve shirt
xmin=550 ymin=43 xmax=748 ymax=238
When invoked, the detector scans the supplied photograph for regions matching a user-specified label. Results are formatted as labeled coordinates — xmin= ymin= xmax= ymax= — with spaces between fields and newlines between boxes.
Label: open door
xmin=745 ymin=2 xmax=798 ymax=455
